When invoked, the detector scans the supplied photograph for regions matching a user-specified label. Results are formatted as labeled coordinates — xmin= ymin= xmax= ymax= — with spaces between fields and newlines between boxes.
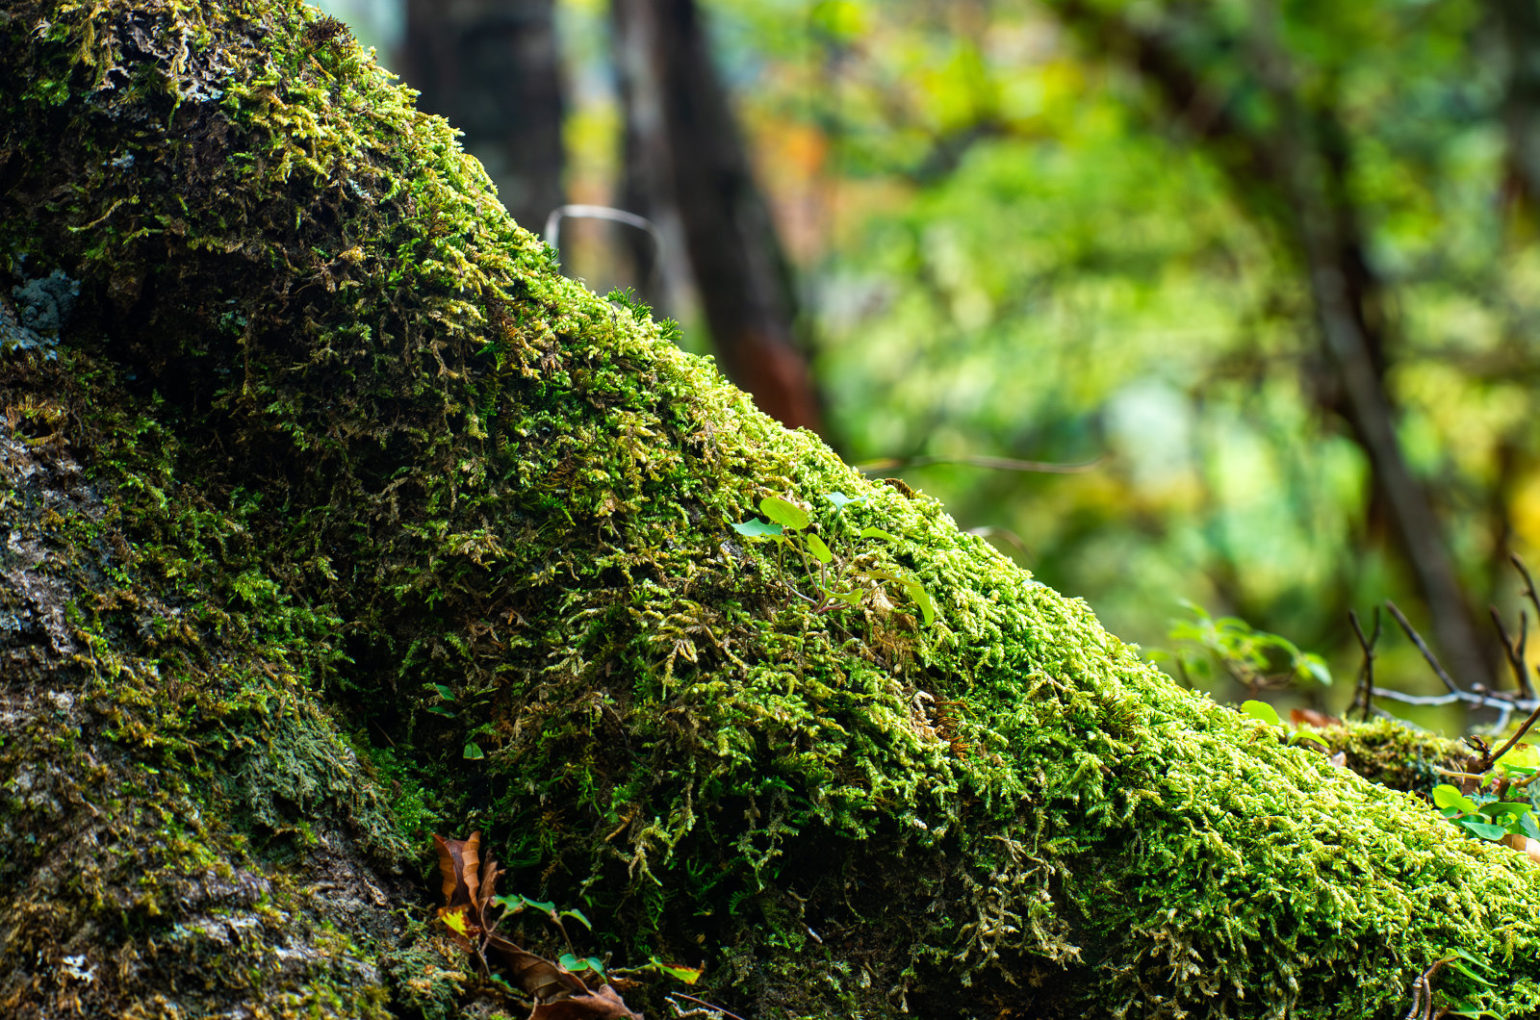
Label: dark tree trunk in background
xmin=401 ymin=0 xmax=564 ymax=232
xmin=611 ymin=0 xmax=824 ymax=433
xmin=1049 ymin=0 xmax=1496 ymax=691
xmin=1494 ymin=0 xmax=1540 ymax=214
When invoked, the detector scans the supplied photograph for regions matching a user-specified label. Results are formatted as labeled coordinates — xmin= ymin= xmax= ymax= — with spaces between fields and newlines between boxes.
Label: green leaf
xmin=559 ymin=908 xmax=592 ymax=930
xmin=425 ymin=704 xmax=457 ymax=717
xmin=1433 ymin=784 xmax=1478 ymax=814
xmin=1447 ymin=960 xmax=1494 ymax=986
xmin=805 ymin=533 xmax=834 ymax=563
xmin=826 ymin=590 xmax=864 ymax=606
xmin=825 ymin=491 xmax=858 ymax=509
xmin=558 ymin=953 xmax=605 ymax=978
xmin=760 ymin=496 xmax=810 ymax=531
xmin=463 ymin=742 xmax=485 ymax=760
xmin=732 ymin=518 xmax=784 ymax=538
xmin=859 ymin=526 xmax=897 ymax=541
xmin=1457 ymin=818 xmax=1509 ymax=841
xmin=1497 ymin=743 xmax=1540 ymax=772
xmin=432 ymin=684 xmax=456 ymax=700
xmin=1240 ymin=700 xmax=1282 ymax=728
xmin=902 ymin=578 xmax=937 ymax=626
xmin=649 ymin=956 xmax=704 ymax=984
xmin=523 ymin=896 xmax=557 ymax=916
xmin=1447 ymin=947 xmax=1495 ymax=972
xmin=1290 ymin=729 xmax=1329 ymax=749
xmin=1299 ymin=654 xmax=1332 ymax=687
xmin=1477 ymin=802 xmax=1532 ymax=822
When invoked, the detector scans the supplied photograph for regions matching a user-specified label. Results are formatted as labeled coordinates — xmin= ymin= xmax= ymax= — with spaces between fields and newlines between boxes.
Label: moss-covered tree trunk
xmin=2 ymin=2 xmax=1538 ymax=1018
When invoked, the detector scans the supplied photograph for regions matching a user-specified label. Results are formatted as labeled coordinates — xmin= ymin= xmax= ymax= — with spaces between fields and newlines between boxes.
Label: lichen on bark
xmin=3 ymin=2 xmax=1540 ymax=1018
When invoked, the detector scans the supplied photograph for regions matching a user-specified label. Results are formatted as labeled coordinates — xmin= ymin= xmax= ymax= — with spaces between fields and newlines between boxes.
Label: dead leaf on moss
xmin=431 ymin=832 xmax=643 ymax=1019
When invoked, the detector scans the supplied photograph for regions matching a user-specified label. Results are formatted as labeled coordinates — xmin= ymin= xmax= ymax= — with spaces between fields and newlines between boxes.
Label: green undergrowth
xmin=3 ymin=1 xmax=1540 ymax=1017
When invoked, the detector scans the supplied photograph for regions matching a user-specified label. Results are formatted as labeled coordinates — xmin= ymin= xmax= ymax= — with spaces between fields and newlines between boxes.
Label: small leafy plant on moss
xmin=1432 ymin=743 xmax=1540 ymax=847
xmin=432 ymin=833 xmax=703 ymax=1018
xmin=1239 ymin=699 xmax=1331 ymax=750
xmin=423 ymin=682 xmax=496 ymax=761
xmin=732 ymin=491 xmax=936 ymax=626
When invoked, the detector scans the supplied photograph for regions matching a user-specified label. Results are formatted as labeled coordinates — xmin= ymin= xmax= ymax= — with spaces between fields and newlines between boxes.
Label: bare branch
xmin=1349 ymin=607 xmax=1380 ymax=722
xmin=1490 ymin=604 xmax=1534 ymax=699
xmin=1386 ymin=601 xmax=1461 ymax=695
xmin=1480 ymin=699 xmax=1540 ymax=771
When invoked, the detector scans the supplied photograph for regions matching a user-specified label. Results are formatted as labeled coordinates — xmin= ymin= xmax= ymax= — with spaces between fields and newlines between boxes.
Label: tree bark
xmin=611 ymin=0 xmax=824 ymax=433
xmin=3 ymin=3 xmax=1540 ymax=1018
xmin=400 ymin=0 xmax=565 ymax=233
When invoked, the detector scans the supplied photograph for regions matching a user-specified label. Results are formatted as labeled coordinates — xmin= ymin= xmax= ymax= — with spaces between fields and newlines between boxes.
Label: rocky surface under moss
xmin=3 ymin=1 xmax=1540 ymax=1017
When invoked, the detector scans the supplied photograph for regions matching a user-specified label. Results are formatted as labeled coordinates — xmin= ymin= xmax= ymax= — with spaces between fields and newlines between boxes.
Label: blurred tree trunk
xmin=1494 ymin=0 xmax=1540 ymax=214
xmin=1048 ymin=0 xmax=1496 ymax=690
xmin=400 ymin=0 xmax=564 ymax=232
xmin=611 ymin=0 xmax=824 ymax=433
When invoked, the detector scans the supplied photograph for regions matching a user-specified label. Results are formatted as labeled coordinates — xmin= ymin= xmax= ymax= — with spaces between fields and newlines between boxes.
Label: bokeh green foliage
xmin=692 ymin=0 xmax=1540 ymax=714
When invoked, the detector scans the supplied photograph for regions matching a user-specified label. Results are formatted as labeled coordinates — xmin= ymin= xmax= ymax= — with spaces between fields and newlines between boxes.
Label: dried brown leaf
xmin=433 ymin=831 xmax=483 ymax=910
xmin=431 ymin=834 xmax=640 ymax=1018
xmin=479 ymin=856 xmax=502 ymax=916
xmin=484 ymin=931 xmax=589 ymax=1001
xmin=529 ymin=983 xmax=643 ymax=1020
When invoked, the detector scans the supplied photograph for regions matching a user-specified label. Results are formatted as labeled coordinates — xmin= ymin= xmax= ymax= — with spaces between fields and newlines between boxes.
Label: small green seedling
xmin=1239 ymin=699 xmax=1330 ymax=750
xmin=559 ymin=952 xmax=608 ymax=980
xmin=1170 ymin=603 xmax=1331 ymax=694
xmin=732 ymin=492 xmax=937 ymax=626
xmin=492 ymin=892 xmax=593 ymax=933
xmin=426 ymin=683 xmax=457 ymax=717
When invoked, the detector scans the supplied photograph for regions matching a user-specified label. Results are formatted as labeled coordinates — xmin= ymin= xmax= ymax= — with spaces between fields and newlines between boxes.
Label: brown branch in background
xmin=1386 ymin=601 xmax=1461 ymax=695
xmin=1490 ymin=605 xmax=1533 ymax=698
xmin=1354 ymin=558 xmax=1540 ymax=741
xmin=1514 ymin=553 xmax=1540 ymax=630
xmin=1348 ymin=607 xmax=1380 ymax=723
xmin=857 ymin=453 xmax=1106 ymax=475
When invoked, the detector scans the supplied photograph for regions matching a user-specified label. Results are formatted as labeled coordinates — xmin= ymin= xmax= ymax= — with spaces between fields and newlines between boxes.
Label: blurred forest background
xmin=313 ymin=0 xmax=1540 ymax=732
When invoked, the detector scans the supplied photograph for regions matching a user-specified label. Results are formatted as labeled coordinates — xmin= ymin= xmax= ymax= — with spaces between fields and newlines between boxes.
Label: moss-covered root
xmin=0 ymin=402 xmax=415 ymax=1017
xmin=5 ymin=2 xmax=1540 ymax=1018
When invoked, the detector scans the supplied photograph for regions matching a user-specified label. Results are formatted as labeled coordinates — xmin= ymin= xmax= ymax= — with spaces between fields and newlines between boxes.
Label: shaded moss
xmin=3 ymin=2 xmax=1540 ymax=1018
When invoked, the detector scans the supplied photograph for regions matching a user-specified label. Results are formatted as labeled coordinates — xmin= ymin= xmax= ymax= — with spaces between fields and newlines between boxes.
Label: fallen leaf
xmin=530 ymin=983 xmax=643 ymax=1019
xmin=1289 ymin=708 xmax=1341 ymax=729
xmin=430 ymin=833 xmax=643 ymax=1020
xmin=484 ymin=931 xmax=589 ymax=1002
xmin=434 ymin=831 xmax=483 ymax=910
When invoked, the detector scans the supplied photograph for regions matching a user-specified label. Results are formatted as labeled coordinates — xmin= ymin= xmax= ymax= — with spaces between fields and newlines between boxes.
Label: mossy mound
xmin=3 ymin=2 xmax=1539 ymax=1017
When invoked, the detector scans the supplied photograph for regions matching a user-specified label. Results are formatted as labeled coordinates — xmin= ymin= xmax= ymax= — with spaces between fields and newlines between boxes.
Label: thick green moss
xmin=3 ymin=1 xmax=1540 ymax=1017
